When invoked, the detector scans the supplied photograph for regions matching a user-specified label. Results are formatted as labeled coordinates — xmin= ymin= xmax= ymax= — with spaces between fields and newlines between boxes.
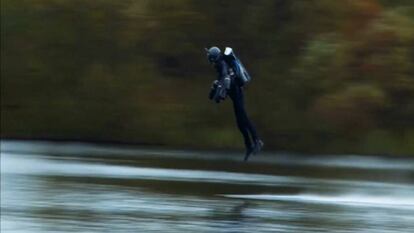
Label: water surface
xmin=1 ymin=140 xmax=414 ymax=232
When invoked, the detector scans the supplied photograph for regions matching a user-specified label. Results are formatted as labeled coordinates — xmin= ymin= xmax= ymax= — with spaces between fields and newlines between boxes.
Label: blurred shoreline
xmin=1 ymin=137 xmax=412 ymax=158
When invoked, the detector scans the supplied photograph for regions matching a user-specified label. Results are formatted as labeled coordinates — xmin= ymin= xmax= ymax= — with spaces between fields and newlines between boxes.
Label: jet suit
xmin=207 ymin=46 xmax=263 ymax=160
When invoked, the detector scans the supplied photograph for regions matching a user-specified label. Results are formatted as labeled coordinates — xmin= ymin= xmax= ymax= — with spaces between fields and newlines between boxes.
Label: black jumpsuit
xmin=214 ymin=58 xmax=258 ymax=150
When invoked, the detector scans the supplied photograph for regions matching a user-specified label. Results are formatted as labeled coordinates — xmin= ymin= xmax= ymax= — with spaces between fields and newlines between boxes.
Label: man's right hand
xmin=208 ymin=80 xmax=219 ymax=100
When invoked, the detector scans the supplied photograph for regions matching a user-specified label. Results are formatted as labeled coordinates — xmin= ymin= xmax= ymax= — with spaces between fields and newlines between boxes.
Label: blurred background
xmin=2 ymin=1 xmax=414 ymax=233
xmin=1 ymin=0 xmax=414 ymax=155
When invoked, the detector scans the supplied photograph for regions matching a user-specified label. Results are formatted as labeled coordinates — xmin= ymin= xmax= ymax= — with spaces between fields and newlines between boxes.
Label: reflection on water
xmin=1 ymin=140 xmax=414 ymax=233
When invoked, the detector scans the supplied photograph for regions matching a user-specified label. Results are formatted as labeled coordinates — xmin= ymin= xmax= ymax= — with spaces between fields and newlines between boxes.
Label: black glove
xmin=209 ymin=80 xmax=219 ymax=100
xmin=208 ymin=80 xmax=227 ymax=103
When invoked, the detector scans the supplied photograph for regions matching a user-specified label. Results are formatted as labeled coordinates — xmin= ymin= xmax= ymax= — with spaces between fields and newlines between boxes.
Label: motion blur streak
xmin=1 ymin=141 xmax=414 ymax=233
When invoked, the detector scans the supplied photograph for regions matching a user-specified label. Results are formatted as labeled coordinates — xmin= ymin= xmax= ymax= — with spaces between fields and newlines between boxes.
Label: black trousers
xmin=228 ymin=85 xmax=258 ymax=150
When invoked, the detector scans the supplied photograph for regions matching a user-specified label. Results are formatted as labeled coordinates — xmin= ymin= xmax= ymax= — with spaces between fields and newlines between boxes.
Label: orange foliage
xmin=342 ymin=0 xmax=383 ymax=38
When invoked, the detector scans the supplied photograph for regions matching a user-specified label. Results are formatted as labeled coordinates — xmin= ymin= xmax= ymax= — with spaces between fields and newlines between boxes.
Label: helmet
xmin=206 ymin=46 xmax=221 ymax=63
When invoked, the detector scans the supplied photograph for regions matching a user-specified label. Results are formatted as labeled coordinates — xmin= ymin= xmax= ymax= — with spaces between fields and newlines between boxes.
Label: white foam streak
xmin=221 ymin=194 xmax=414 ymax=210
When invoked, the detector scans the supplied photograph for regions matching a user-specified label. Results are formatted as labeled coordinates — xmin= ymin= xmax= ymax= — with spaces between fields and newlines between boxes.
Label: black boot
xmin=252 ymin=139 xmax=264 ymax=155
xmin=243 ymin=146 xmax=254 ymax=162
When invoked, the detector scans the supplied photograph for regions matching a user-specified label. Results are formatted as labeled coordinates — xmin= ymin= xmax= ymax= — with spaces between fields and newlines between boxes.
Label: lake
xmin=1 ymin=140 xmax=414 ymax=232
